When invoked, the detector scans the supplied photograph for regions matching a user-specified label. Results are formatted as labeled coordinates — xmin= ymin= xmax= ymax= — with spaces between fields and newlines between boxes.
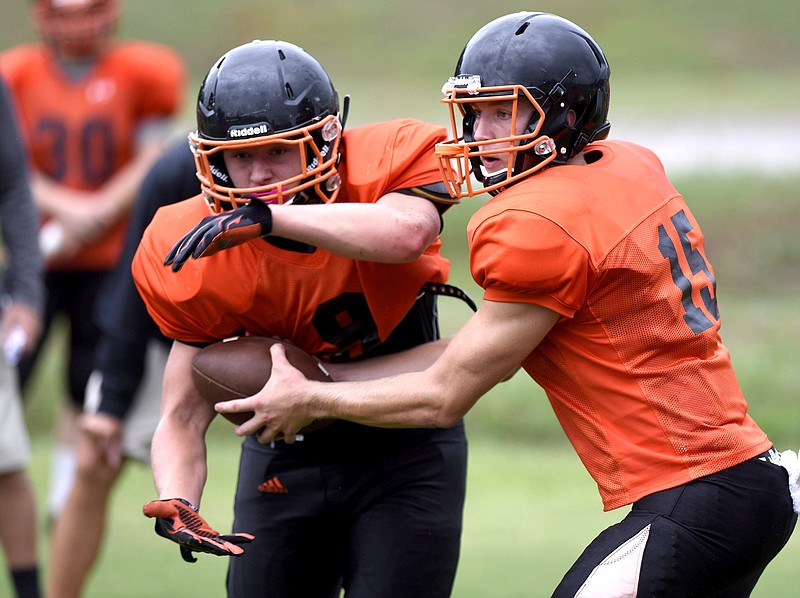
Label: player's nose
xmin=250 ymin=155 xmax=277 ymax=184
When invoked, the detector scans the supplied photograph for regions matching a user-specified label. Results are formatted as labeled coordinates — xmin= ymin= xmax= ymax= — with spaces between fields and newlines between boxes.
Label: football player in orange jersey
xmin=227 ymin=13 xmax=800 ymax=596
xmin=0 ymin=0 xmax=186 ymax=532
xmin=133 ymin=40 xmax=472 ymax=597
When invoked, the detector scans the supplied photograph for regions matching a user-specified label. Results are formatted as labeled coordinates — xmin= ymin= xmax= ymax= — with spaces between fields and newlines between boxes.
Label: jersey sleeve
xmin=468 ymin=209 xmax=592 ymax=317
xmin=394 ymin=181 xmax=455 ymax=216
xmin=0 ymin=46 xmax=36 ymax=89
xmin=133 ymin=199 xmax=220 ymax=344
xmin=132 ymin=198 xmax=266 ymax=345
xmin=343 ymin=119 xmax=458 ymax=208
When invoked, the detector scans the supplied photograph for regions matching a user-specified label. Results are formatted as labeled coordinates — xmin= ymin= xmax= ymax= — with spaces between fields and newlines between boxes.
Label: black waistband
xmin=753 ymin=447 xmax=777 ymax=462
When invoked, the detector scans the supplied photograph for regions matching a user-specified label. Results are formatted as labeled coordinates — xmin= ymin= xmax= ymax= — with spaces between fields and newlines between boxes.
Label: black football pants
xmin=227 ymin=421 xmax=467 ymax=598
xmin=553 ymin=449 xmax=797 ymax=597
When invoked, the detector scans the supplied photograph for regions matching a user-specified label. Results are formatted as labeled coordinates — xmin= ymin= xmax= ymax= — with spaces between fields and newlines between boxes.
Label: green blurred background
xmin=2 ymin=1 xmax=799 ymax=596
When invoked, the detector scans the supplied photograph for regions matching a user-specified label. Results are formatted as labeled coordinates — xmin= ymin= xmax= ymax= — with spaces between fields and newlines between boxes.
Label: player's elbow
xmin=367 ymin=231 xmax=431 ymax=263
xmin=405 ymin=405 xmax=461 ymax=429
xmin=425 ymin=385 xmax=469 ymax=429
xmin=431 ymin=407 xmax=464 ymax=429
xmin=392 ymin=234 xmax=432 ymax=262
xmin=386 ymin=214 xmax=439 ymax=262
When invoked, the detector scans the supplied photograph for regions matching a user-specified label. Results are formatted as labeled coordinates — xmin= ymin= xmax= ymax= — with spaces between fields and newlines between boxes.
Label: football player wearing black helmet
xmin=238 ymin=13 xmax=799 ymax=597
xmin=191 ymin=40 xmax=346 ymax=213
xmin=164 ymin=39 xmax=461 ymax=271
xmin=137 ymin=39 xmax=473 ymax=598
xmin=436 ymin=12 xmax=611 ymax=197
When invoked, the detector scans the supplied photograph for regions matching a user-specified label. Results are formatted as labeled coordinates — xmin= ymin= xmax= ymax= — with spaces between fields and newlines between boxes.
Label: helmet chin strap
xmin=481 ymin=136 xmax=556 ymax=196
xmin=480 ymin=144 xmax=532 ymax=187
xmin=479 ymin=164 xmax=508 ymax=183
xmin=289 ymin=189 xmax=322 ymax=206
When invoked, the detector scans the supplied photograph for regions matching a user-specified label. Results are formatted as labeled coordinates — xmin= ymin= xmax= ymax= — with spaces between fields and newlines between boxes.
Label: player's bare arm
xmin=149 ymin=341 xmax=216 ymax=505
xmin=166 ymin=190 xmax=442 ymax=270
xmin=325 ymin=337 xmax=454 ymax=382
xmin=144 ymin=340 xmax=257 ymax=562
xmin=269 ymin=191 xmax=442 ymax=262
xmin=79 ymin=412 xmax=124 ymax=468
xmin=217 ymin=300 xmax=560 ymax=443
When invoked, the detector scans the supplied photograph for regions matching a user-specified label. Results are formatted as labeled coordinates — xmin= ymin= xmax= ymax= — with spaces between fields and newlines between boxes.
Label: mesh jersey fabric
xmin=468 ymin=139 xmax=770 ymax=510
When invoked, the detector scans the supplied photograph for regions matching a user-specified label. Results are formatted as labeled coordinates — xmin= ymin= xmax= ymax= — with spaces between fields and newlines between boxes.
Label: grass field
xmin=2 ymin=431 xmax=798 ymax=597
xmin=2 ymin=1 xmax=799 ymax=596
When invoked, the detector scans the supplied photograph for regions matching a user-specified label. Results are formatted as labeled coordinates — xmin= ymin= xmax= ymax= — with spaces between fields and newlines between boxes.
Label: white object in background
xmin=3 ymin=325 xmax=27 ymax=365
xmin=39 ymin=220 xmax=65 ymax=258
xmin=777 ymin=450 xmax=800 ymax=514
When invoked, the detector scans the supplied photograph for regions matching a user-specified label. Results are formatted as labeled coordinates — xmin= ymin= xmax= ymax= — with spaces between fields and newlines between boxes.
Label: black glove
xmin=164 ymin=200 xmax=273 ymax=272
xmin=143 ymin=498 xmax=255 ymax=563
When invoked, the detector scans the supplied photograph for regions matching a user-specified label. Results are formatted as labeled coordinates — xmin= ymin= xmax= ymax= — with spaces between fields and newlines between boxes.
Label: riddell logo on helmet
xmin=209 ymin=163 xmax=229 ymax=183
xmin=228 ymin=123 xmax=271 ymax=138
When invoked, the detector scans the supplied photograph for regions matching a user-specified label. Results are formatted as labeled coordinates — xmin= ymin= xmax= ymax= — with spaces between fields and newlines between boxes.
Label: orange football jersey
xmin=468 ymin=139 xmax=770 ymax=510
xmin=0 ymin=41 xmax=185 ymax=270
xmin=133 ymin=119 xmax=450 ymax=359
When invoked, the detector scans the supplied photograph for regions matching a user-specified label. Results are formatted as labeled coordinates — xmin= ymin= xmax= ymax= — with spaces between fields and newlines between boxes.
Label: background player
xmin=47 ymin=139 xmax=198 ymax=598
xmin=222 ymin=13 xmax=799 ymax=596
xmin=0 ymin=0 xmax=186 ymax=521
xmin=0 ymin=75 xmax=45 ymax=598
xmin=133 ymin=40 xmax=471 ymax=597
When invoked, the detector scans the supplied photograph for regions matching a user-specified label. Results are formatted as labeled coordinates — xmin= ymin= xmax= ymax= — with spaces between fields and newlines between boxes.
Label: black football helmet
xmin=435 ymin=12 xmax=611 ymax=197
xmin=190 ymin=40 xmax=347 ymax=213
xmin=31 ymin=0 xmax=120 ymax=61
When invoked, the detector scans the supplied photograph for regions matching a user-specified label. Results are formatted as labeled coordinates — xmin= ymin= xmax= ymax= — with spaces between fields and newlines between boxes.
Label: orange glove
xmin=143 ymin=498 xmax=255 ymax=563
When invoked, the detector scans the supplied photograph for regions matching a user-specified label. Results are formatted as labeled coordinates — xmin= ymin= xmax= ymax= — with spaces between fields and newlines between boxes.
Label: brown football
xmin=191 ymin=336 xmax=333 ymax=433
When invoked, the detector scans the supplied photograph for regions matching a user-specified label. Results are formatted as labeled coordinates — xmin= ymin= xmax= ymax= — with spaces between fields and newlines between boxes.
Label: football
xmin=191 ymin=335 xmax=333 ymax=432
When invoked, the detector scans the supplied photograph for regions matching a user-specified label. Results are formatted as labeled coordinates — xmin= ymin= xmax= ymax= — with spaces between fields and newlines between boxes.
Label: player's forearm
xmin=150 ymin=418 xmax=209 ymax=506
xmin=30 ymin=173 xmax=74 ymax=216
xmin=326 ymin=338 xmax=450 ymax=382
xmin=307 ymin=370 xmax=466 ymax=429
xmin=151 ymin=337 xmax=214 ymax=505
xmin=95 ymin=141 xmax=165 ymax=221
xmin=297 ymin=304 xmax=545 ymax=430
xmin=268 ymin=201 xmax=439 ymax=263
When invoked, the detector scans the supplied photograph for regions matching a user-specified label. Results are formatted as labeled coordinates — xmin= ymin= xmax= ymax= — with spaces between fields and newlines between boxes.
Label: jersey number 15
xmin=657 ymin=209 xmax=719 ymax=335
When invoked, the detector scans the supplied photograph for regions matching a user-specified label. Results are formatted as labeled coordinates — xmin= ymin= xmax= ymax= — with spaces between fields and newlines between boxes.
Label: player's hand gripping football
xmin=215 ymin=342 xmax=318 ymax=444
xmin=164 ymin=200 xmax=273 ymax=272
xmin=143 ymin=498 xmax=255 ymax=563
